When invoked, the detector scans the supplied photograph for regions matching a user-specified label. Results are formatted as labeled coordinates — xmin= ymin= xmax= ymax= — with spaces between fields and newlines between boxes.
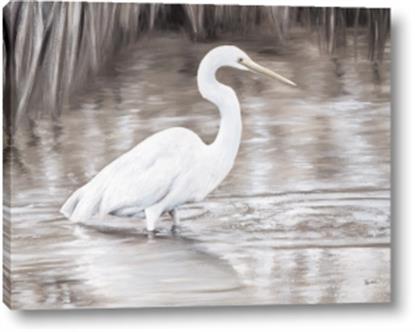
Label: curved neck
xmin=197 ymin=58 xmax=242 ymax=162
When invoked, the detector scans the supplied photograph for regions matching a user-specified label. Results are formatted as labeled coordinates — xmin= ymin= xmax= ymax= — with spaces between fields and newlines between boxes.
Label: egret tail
xmin=60 ymin=185 xmax=101 ymax=221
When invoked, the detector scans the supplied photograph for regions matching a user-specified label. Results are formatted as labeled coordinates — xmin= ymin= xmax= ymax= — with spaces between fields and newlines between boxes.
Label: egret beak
xmin=240 ymin=58 xmax=297 ymax=87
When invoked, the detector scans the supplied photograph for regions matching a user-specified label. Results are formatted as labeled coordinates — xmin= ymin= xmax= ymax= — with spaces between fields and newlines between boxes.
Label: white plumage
xmin=61 ymin=45 xmax=296 ymax=232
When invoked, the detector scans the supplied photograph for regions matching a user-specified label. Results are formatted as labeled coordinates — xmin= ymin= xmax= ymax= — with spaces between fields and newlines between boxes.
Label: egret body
xmin=61 ymin=46 xmax=295 ymax=232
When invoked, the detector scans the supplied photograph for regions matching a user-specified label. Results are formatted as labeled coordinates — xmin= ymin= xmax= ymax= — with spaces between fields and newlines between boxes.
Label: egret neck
xmin=197 ymin=54 xmax=242 ymax=178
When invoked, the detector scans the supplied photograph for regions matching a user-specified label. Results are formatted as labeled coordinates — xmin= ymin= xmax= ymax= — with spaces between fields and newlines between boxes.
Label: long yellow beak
xmin=240 ymin=58 xmax=297 ymax=87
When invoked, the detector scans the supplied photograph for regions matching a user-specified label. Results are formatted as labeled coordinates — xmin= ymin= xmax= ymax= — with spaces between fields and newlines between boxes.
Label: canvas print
xmin=3 ymin=1 xmax=391 ymax=309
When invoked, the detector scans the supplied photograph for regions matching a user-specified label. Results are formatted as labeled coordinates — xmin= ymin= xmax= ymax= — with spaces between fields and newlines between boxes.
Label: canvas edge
xmin=2 ymin=153 xmax=12 ymax=310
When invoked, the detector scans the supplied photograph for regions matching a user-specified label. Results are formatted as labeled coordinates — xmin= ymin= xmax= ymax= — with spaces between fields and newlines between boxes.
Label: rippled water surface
xmin=4 ymin=33 xmax=391 ymax=309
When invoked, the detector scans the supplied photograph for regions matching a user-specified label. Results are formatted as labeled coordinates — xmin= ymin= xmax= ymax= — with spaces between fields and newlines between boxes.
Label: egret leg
xmin=145 ymin=205 xmax=161 ymax=234
xmin=169 ymin=209 xmax=180 ymax=232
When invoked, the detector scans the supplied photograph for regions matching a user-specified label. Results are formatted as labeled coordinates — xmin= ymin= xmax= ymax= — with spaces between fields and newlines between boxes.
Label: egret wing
xmin=98 ymin=152 xmax=182 ymax=215
xmin=62 ymin=127 xmax=202 ymax=221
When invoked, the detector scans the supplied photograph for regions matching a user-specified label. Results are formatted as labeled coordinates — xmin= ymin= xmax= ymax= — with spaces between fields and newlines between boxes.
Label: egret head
xmin=205 ymin=45 xmax=297 ymax=87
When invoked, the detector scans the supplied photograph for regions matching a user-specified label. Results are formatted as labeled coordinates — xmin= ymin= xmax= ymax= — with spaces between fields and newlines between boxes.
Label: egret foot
xmin=171 ymin=224 xmax=181 ymax=235
xmin=146 ymin=229 xmax=158 ymax=240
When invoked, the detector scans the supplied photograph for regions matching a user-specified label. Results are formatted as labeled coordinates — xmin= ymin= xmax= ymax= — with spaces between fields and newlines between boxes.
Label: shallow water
xmin=4 ymin=32 xmax=391 ymax=309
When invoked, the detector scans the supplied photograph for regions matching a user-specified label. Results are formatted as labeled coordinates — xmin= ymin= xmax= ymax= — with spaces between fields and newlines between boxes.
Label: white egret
xmin=61 ymin=45 xmax=296 ymax=232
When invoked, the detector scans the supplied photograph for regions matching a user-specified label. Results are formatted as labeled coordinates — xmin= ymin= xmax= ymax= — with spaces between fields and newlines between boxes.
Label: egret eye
xmin=238 ymin=57 xmax=243 ymax=63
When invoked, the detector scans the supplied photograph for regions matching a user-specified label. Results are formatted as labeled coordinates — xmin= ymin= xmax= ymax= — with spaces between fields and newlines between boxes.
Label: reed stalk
xmin=2 ymin=3 xmax=390 ymax=139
